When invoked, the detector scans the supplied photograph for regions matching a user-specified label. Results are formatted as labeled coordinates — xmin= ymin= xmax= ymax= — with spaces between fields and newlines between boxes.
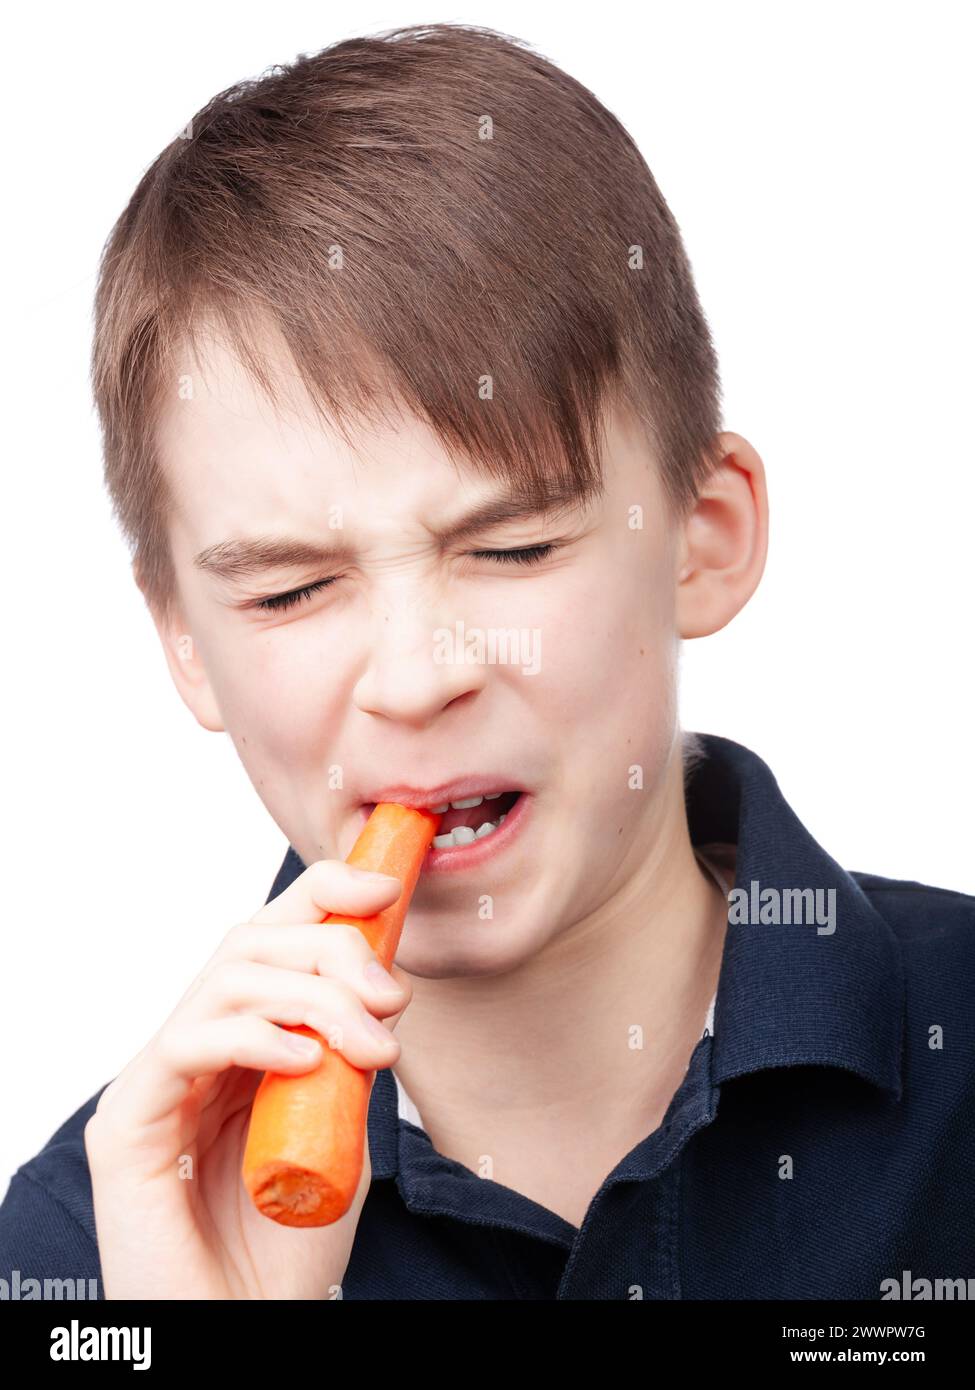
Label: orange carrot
xmin=241 ymin=803 xmax=440 ymax=1226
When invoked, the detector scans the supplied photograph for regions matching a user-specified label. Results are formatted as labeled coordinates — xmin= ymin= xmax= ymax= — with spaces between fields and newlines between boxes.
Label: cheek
xmin=202 ymin=618 xmax=343 ymax=768
xmin=205 ymin=622 xmax=349 ymax=858
xmin=532 ymin=542 xmax=678 ymax=823
xmin=530 ymin=539 xmax=676 ymax=727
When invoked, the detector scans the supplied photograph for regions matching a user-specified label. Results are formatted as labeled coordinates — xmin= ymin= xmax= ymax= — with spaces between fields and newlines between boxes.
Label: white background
xmin=2 ymin=0 xmax=972 ymax=1192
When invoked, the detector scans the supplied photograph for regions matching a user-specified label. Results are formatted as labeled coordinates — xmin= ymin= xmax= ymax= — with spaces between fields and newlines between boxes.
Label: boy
xmin=1 ymin=22 xmax=972 ymax=1301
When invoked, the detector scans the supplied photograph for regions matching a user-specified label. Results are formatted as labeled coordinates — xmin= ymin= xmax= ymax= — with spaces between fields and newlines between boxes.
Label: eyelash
xmin=254 ymin=544 xmax=558 ymax=613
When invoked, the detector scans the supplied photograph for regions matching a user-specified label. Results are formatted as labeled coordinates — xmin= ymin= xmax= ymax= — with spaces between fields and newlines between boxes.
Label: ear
xmin=133 ymin=560 xmax=225 ymax=733
xmin=675 ymin=432 xmax=769 ymax=639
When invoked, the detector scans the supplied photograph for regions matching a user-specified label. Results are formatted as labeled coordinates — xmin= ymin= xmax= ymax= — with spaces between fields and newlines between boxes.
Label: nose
xmin=351 ymin=588 xmax=487 ymax=727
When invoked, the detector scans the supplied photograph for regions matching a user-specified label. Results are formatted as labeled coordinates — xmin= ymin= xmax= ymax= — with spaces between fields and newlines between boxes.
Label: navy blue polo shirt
xmin=2 ymin=733 xmax=973 ymax=1300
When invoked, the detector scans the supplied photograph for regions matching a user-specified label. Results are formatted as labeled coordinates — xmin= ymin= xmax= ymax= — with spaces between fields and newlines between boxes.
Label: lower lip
xmin=356 ymin=792 xmax=532 ymax=875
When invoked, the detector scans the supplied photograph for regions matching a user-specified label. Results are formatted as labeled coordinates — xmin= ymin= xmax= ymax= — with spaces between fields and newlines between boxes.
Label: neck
xmin=392 ymin=751 xmax=730 ymax=1170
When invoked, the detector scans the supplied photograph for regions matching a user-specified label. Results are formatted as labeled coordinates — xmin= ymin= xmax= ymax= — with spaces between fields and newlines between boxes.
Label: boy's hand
xmin=84 ymin=861 xmax=411 ymax=1300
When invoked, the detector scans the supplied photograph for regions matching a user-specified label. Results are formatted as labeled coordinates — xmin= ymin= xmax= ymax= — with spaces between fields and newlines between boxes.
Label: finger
xmin=182 ymin=960 xmax=404 ymax=1060
xmin=251 ymin=858 xmax=403 ymax=926
xmin=381 ymin=964 xmax=415 ymax=1035
xmin=203 ymin=921 xmax=408 ymax=1011
xmin=90 ymin=1017 xmax=335 ymax=1134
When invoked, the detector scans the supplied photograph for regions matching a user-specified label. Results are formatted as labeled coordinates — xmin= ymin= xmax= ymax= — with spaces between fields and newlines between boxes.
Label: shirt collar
xmin=687 ymin=733 xmax=905 ymax=1102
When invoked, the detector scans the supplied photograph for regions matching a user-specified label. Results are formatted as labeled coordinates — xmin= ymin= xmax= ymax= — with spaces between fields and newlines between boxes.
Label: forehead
xmin=155 ymin=324 xmax=651 ymax=554
xmin=155 ymin=328 xmax=483 ymax=530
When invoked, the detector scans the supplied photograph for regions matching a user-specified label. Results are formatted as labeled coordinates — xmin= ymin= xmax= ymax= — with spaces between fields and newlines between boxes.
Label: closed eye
xmin=472 ymin=544 xmax=558 ymax=566
xmin=253 ymin=544 xmax=559 ymax=613
xmin=254 ymin=578 xmax=337 ymax=613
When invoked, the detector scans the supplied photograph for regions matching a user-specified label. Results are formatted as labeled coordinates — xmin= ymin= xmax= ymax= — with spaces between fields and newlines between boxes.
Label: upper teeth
xmin=431 ymin=792 xmax=502 ymax=814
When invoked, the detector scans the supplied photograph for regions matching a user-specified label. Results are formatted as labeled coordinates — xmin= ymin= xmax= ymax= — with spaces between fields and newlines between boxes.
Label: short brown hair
xmin=91 ymin=21 xmax=724 ymax=626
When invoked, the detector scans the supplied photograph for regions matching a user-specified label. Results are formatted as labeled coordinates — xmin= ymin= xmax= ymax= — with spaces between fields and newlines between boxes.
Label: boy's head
xmin=90 ymin=23 xmax=766 ymax=973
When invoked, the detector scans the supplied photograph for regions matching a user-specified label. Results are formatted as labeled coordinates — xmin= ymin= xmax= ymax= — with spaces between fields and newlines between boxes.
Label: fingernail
xmin=362 ymin=1012 xmax=397 ymax=1046
xmin=286 ymin=1032 xmax=321 ymax=1055
xmin=364 ymin=959 xmax=403 ymax=994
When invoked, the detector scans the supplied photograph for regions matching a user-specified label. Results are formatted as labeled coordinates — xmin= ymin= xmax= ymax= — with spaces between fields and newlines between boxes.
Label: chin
xmin=395 ymin=917 xmax=550 ymax=980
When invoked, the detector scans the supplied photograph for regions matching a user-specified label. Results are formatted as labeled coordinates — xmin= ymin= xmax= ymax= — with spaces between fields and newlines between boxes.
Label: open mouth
xmin=360 ymin=790 xmax=523 ymax=850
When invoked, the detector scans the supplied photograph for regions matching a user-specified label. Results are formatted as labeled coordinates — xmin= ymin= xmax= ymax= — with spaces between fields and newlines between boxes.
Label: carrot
xmin=241 ymin=803 xmax=441 ymax=1227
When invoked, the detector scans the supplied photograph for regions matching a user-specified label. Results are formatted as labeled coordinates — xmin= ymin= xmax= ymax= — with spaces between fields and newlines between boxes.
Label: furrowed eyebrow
xmin=435 ymin=485 xmax=587 ymax=545
xmin=193 ymin=535 xmax=356 ymax=581
xmin=193 ymin=484 xmax=590 ymax=582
